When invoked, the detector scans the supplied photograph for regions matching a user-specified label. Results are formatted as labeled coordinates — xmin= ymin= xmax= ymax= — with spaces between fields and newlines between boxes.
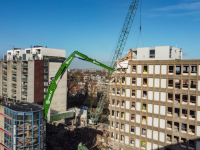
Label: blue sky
xmin=0 ymin=0 xmax=199 ymax=69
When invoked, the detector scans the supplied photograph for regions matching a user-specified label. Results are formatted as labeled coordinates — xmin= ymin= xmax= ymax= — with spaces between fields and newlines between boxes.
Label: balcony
xmin=169 ymin=66 xmax=174 ymax=74
xmin=141 ymin=128 xmax=146 ymax=136
xmin=166 ymin=134 xmax=172 ymax=143
xmin=22 ymin=91 xmax=27 ymax=95
xmin=182 ymin=79 xmax=188 ymax=89
xmin=22 ymin=69 xmax=28 ymax=74
xmin=2 ymin=76 xmax=7 ymax=81
xmin=2 ymin=88 xmax=7 ymax=92
xmin=189 ymin=125 xmax=195 ymax=135
xmin=181 ymin=109 xmax=187 ymax=119
xmin=168 ymin=93 xmax=173 ymax=102
xmin=3 ymin=82 xmax=7 ymax=86
xmin=168 ymin=80 xmax=173 ymax=88
xmin=131 ymin=102 xmax=135 ymax=109
xmin=22 ymin=78 xmax=28 ymax=82
xmin=22 ymin=63 xmax=28 ymax=68
xmin=181 ymin=123 xmax=187 ymax=133
xmin=3 ymin=70 xmax=7 ymax=74
xmin=142 ymin=116 xmax=146 ymax=124
xmin=174 ymin=136 xmax=179 ymax=144
xmin=190 ymin=95 xmax=196 ymax=105
xmin=131 ymin=126 xmax=134 ymax=134
xmin=12 ymin=77 xmax=17 ymax=81
xmin=182 ymin=95 xmax=188 ymax=104
xmin=174 ymin=122 xmax=179 ymax=132
xmin=176 ymin=66 xmax=181 ymax=75
xmin=191 ymin=66 xmax=197 ymax=75
xmin=175 ymin=80 xmax=181 ymax=89
xmin=167 ymin=121 xmax=172 ymax=130
xmin=12 ymin=89 xmax=16 ymax=93
xmin=21 ymin=97 xmax=27 ymax=101
xmin=174 ymin=108 xmax=180 ymax=117
xmin=12 ymin=64 xmax=17 ymax=69
xmin=12 ymin=83 xmax=16 ymax=87
xmin=3 ymin=64 xmax=7 ymax=68
xmin=12 ymin=70 xmax=17 ymax=74
xmin=189 ymin=110 xmax=195 ymax=120
xmin=12 ymin=95 xmax=16 ymax=99
xmin=180 ymin=138 xmax=187 ymax=148
xmin=167 ymin=107 xmax=173 ymax=116
xmin=183 ymin=66 xmax=189 ymax=74
xmin=131 ymin=114 xmax=135 ymax=122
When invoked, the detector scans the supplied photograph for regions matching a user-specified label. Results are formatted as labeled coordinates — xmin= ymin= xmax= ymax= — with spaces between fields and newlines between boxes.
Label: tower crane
xmin=90 ymin=0 xmax=139 ymax=124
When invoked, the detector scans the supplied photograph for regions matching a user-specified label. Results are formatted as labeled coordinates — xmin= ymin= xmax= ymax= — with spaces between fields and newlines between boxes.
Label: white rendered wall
xmin=147 ymin=117 xmax=152 ymax=126
xmin=136 ymin=114 xmax=140 ymax=123
xmin=161 ymin=79 xmax=166 ymax=88
xmin=126 ymin=101 xmax=130 ymax=109
xmin=125 ymin=124 xmax=129 ymax=133
xmin=126 ymin=89 xmax=130 ymax=97
xmin=153 ymin=131 xmax=158 ymax=140
xmin=125 ymin=136 xmax=129 ymax=145
xmin=136 ymin=126 xmax=140 ymax=135
xmin=161 ymin=92 xmax=166 ymax=102
xmin=160 ymin=106 xmax=165 ymax=115
xmin=148 ymin=104 xmax=152 ymax=113
xmin=125 ymin=112 xmax=129 ymax=121
xmin=155 ymin=78 xmax=159 ymax=88
xmin=154 ymin=105 xmax=159 ymax=114
xmin=155 ymin=65 xmax=160 ymax=74
xmin=126 ymin=77 xmax=130 ymax=85
xmin=154 ymin=118 xmax=158 ymax=127
xmin=137 ymin=78 xmax=141 ymax=86
xmin=161 ymin=65 xmax=167 ymax=74
xmin=147 ymin=129 xmax=152 ymax=139
xmin=160 ymin=119 xmax=165 ymax=129
xmin=137 ymin=65 xmax=141 ymax=74
xmin=154 ymin=92 xmax=159 ymax=101
xmin=148 ymin=78 xmax=153 ymax=87
xmin=148 ymin=91 xmax=153 ymax=100
xmin=137 ymin=90 xmax=141 ymax=98
xmin=149 ymin=65 xmax=154 ymax=74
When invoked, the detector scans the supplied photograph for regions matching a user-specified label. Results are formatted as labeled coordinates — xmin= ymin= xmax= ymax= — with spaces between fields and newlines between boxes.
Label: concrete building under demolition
xmin=0 ymin=102 xmax=45 ymax=150
xmin=0 ymin=46 xmax=67 ymax=119
xmin=109 ymin=46 xmax=200 ymax=150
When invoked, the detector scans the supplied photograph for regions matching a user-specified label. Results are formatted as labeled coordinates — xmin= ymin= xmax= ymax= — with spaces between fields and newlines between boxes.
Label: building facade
xmin=0 ymin=102 xmax=45 ymax=150
xmin=108 ymin=46 xmax=200 ymax=150
xmin=0 ymin=46 xmax=67 ymax=119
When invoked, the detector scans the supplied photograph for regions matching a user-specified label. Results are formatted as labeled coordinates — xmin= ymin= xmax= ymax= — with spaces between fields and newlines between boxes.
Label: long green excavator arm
xmin=43 ymin=51 xmax=115 ymax=120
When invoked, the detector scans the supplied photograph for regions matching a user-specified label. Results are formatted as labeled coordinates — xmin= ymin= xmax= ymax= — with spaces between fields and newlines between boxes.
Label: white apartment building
xmin=0 ymin=46 xmax=67 ymax=118
xmin=109 ymin=46 xmax=200 ymax=150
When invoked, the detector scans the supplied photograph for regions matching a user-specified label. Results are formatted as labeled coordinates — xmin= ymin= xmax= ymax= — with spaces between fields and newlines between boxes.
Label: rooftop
xmin=0 ymin=102 xmax=44 ymax=112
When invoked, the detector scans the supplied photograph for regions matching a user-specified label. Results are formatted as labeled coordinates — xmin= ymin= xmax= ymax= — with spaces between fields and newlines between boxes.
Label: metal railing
xmin=22 ymin=78 xmax=28 ymax=81
xmin=22 ymin=91 xmax=27 ymax=95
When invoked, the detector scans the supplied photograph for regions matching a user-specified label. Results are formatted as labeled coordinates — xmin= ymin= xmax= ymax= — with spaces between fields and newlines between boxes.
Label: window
xmin=176 ymin=66 xmax=181 ymax=75
xmin=142 ymin=103 xmax=146 ymax=110
xmin=131 ymin=126 xmax=134 ymax=133
xmin=116 ymin=111 xmax=119 ymax=117
xmin=143 ymin=78 xmax=147 ymax=85
xmin=122 ymin=77 xmax=125 ymax=84
xmin=121 ymin=89 xmax=125 ymax=96
xmin=149 ymin=50 xmax=155 ymax=58
xmin=130 ymin=137 xmax=134 ymax=145
xmin=168 ymin=79 xmax=173 ymax=87
xmin=169 ymin=49 xmax=172 ymax=58
xmin=133 ymin=51 xmax=137 ymax=59
xmin=183 ymin=66 xmax=189 ymax=73
xmin=26 ymin=50 xmax=30 ymax=54
xmin=142 ymin=128 xmax=146 ymax=136
xmin=132 ymin=65 xmax=136 ymax=72
xmin=112 ymin=99 xmax=115 ymax=105
xmin=117 ymin=88 xmax=120 ymax=95
xmin=143 ymin=91 xmax=147 ymax=98
xmin=169 ymin=66 xmax=174 ymax=73
xmin=182 ymin=79 xmax=188 ymax=88
xmin=143 ymin=65 xmax=148 ymax=73
xmin=121 ymin=123 xmax=124 ymax=130
xmin=142 ymin=116 xmax=146 ymax=124
xmin=121 ymin=100 xmax=125 ymax=107
xmin=132 ymin=90 xmax=135 ymax=97
xmin=116 ymin=122 xmax=119 ymax=128
xmin=121 ymin=112 xmax=124 ymax=119
xmin=131 ymin=101 xmax=135 ymax=109
xmin=131 ymin=114 xmax=135 ymax=121
xmin=8 ymin=52 xmax=11 ymax=55
xmin=112 ymin=110 xmax=115 ymax=116
xmin=190 ymin=80 xmax=197 ymax=89
xmin=181 ymin=123 xmax=187 ymax=132
xmin=191 ymin=66 xmax=197 ymax=73
xmin=132 ymin=78 xmax=136 ymax=84
xmin=112 ymin=88 xmax=115 ymax=94
xmin=116 ymin=100 xmax=119 ymax=106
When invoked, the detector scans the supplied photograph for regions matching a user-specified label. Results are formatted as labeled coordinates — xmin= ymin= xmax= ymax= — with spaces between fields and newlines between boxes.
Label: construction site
xmin=0 ymin=0 xmax=200 ymax=150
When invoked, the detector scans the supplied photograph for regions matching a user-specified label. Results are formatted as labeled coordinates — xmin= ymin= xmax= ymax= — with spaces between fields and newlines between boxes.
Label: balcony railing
xmin=3 ymin=64 xmax=7 ymax=68
xmin=3 ymin=82 xmax=7 ymax=86
xmin=2 ymin=76 xmax=7 ymax=81
xmin=22 ymin=91 xmax=27 ymax=95
xmin=3 ymin=70 xmax=7 ymax=74
xmin=12 ymin=89 xmax=16 ymax=93
xmin=22 ymin=78 xmax=28 ymax=81
xmin=12 ymin=71 xmax=17 ymax=74
xmin=22 ymin=84 xmax=27 ymax=88
xmin=22 ymin=70 xmax=28 ymax=74
xmin=12 ymin=64 xmax=17 ymax=68
xmin=12 ymin=83 xmax=17 ymax=87
xmin=12 ymin=77 xmax=17 ymax=81
xmin=22 ymin=64 xmax=28 ymax=67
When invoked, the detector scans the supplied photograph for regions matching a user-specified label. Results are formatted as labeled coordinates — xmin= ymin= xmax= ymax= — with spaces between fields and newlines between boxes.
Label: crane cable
xmin=136 ymin=0 xmax=144 ymax=48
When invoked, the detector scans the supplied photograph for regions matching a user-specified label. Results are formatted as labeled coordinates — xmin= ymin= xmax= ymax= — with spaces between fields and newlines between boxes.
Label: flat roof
xmin=0 ymin=102 xmax=44 ymax=112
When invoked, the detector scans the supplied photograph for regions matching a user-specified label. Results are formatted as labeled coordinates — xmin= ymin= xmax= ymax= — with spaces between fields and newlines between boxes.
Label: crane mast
xmin=91 ymin=0 xmax=139 ymax=124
